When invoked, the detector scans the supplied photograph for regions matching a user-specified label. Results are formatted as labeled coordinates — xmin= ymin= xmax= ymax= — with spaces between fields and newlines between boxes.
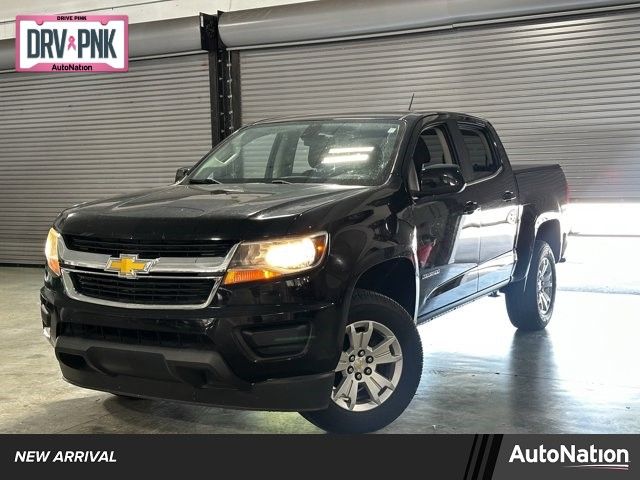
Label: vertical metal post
xmin=200 ymin=12 xmax=241 ymax=147
xmin=217 ymin=40 xmax=241 ymax=140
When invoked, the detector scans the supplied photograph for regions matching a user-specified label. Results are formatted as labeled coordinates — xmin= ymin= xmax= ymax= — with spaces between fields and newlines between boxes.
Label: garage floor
xmin=1 ymin=236 xmax=639 ymax=434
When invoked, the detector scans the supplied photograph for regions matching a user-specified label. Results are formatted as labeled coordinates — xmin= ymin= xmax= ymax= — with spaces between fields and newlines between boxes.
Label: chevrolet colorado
xmin=41 ymin=112 xmax=568 ymax=433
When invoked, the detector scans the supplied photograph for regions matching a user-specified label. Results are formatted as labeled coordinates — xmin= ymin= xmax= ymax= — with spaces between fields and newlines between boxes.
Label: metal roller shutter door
xmin=0 ymin=53 xmax=212 ymax=264
xmin=239 ymin=8 xmax=640 ymax=202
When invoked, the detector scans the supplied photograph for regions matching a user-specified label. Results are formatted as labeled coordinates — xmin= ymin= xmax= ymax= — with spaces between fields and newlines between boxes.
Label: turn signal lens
xmin=223 ymin=269 xmax=280 ymax=285
xmin=44 ymin=228 xmax=61 ymax=276
xmin=223 ymin=232 xmax=328 ymax=285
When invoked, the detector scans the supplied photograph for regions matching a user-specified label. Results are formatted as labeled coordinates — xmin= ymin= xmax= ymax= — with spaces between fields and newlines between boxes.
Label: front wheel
xmin=505 ymin=240 xmax=557 ymax=331
xmin=300 ymin=289 xmax=423 ymax=433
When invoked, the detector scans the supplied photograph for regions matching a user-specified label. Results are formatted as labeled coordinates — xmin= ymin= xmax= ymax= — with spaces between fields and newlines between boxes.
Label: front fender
xmin=337 ymin=221 xmax=419 ymax=332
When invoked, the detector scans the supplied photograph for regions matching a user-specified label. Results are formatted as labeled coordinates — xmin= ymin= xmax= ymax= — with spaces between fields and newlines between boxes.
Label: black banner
xmin=1 ymin=434 xmax=635 ymax=479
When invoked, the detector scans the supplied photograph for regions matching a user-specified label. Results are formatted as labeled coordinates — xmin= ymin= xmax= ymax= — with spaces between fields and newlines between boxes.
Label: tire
xmin=505 ymin=240 xmax=557 ymax=331
xmin=300 ymin=289 xmax=423 ymax=433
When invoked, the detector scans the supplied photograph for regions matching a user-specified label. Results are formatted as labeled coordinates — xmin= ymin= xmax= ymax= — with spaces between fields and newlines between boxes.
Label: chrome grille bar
xmin=58 ymin=236 xmax=237 ymax=309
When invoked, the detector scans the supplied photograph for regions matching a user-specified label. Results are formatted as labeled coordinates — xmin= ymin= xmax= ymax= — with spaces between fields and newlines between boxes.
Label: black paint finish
xmin=43 ymin=112 xmax=569 ymax=410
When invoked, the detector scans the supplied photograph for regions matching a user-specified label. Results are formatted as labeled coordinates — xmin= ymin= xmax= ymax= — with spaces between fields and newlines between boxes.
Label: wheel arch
xmin=536 ymin=219 xmax=562 ymax=261
xmin=513 ymin=207 xmax=563 ymax=282
xmin=350 ymin=257 xmax=418 ymax=323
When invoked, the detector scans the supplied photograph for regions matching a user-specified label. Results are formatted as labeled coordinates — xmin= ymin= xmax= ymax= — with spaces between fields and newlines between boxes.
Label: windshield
xmin=188 ymin=120 xmax=403 ymax=186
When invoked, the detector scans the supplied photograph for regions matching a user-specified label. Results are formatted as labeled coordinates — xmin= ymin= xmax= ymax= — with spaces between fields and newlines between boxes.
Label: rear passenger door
xmin=453 ymin=121 xmax=519 ymax=291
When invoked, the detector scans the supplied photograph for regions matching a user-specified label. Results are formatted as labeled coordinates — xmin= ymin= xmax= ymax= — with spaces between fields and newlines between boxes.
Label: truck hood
xmin=55 ymin=182 xmax=369 ymax=240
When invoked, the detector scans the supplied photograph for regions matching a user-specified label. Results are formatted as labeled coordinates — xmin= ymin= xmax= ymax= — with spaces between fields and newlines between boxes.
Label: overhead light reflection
xmin=321 ymin=153 xmax=370 ymax=164
xmin=327 ymin=147 xmax=375 ymax=154
xmin=322 ymin=146 xmax=375 ymax=164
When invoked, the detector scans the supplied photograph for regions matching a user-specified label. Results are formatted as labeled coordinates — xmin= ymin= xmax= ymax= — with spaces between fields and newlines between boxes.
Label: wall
xmin=0 ymin=0 xmax=314 ymax=40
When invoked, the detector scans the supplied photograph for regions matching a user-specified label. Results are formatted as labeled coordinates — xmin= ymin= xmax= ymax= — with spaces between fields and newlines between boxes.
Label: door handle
xmin=502 ymin=190 xmax=517 ymax=202
xmin=463 ymin=201 xmax=479 ymax=214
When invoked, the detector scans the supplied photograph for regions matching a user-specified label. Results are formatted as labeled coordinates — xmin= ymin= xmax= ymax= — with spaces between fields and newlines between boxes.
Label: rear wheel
xmin=505 ymin=240 xmax=556 ymax=331
xmin=300 ymin=289 xmax=423 ymax=433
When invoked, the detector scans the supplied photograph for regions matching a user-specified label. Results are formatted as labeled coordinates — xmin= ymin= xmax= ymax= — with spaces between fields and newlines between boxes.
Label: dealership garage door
xmin=236 ymin=6 xmax=640 ymax=203
xmin=0 ymin=52 xmax=213 ymax=264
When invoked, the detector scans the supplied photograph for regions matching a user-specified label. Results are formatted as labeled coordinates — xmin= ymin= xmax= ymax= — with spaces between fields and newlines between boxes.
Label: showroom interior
xmin=1 ymin=0 xmax=639 ymax=433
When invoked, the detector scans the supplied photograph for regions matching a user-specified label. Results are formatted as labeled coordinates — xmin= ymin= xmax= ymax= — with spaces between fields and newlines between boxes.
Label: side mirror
xmin=175 ymin=167 xmax=190 ymax=183
xmin=418 ymin=164 xmax=466 ymax=196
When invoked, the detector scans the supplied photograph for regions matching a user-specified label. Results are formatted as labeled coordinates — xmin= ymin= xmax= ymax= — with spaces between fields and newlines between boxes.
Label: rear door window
xmin=458 ymin=125 xmax=500 ymax=181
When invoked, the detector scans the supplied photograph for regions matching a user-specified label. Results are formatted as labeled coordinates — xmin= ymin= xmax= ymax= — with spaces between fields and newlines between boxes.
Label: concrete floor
xmin=1 ymin=235 xmax=639 ymax=433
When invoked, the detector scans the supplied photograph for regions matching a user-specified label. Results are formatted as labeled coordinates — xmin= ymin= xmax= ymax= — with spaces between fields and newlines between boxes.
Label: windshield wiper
xmin=270 ymin=179 xmax=292 ymax=184
xmin=189 ymin=178 xmax=222 ymax=185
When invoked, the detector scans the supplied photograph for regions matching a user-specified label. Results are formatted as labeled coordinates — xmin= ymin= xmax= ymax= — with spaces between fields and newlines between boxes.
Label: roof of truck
xmin=251 ymin=111 xmax=487 ymax=125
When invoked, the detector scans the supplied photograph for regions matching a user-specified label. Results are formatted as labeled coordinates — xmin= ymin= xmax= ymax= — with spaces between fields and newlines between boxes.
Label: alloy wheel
xmin=536 ymin=256 xmax=554 ymax=315
xmin=332 ymin=320 xmax=403 ymax=412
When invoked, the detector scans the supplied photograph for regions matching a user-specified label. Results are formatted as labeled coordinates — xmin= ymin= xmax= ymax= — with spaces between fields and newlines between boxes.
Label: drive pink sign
xmin=16 ymin=15 xmax=128 ymax=72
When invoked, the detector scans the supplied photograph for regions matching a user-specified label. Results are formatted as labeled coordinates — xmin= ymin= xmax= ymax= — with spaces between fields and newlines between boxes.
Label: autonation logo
xmin=510 ymin=444 xmax=630 ymax=471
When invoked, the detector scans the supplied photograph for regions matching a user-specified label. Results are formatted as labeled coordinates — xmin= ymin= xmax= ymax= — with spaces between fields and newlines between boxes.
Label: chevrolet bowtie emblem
xmin=104 ymin=254 xmax=155 ymax=278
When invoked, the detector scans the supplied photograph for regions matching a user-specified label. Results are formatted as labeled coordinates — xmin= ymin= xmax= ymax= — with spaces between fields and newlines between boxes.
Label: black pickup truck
xmin=41 ymin=112 xmax=568 ymax=433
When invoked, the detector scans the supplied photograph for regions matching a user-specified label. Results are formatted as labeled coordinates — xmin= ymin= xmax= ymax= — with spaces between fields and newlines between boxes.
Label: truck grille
xmin=64 ymin=235 xmax=236 ymax=258
xmin=58 ymin=322 xmax=214 ymax=350
xmin=70 ymin=272 xmax=216 ymax=306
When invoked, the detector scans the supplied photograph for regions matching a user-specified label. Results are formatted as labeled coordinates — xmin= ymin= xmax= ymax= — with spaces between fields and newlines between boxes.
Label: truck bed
xmin=513 ymin=163 xmax=568 ymax=208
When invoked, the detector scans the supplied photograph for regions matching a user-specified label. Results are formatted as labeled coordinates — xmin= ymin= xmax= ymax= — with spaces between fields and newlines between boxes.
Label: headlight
xmin=45 ymin=227 xmax=61 ymax=276
xmin=223 ymin=232 xmax=328 ymax=285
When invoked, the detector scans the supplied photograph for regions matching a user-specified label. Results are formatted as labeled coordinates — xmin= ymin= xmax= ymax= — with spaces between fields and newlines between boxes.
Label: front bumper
xmin=56 ymin=336 xmax=334 ymax=411
xmin=41 ymin=271 xmax=344 ymax=412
